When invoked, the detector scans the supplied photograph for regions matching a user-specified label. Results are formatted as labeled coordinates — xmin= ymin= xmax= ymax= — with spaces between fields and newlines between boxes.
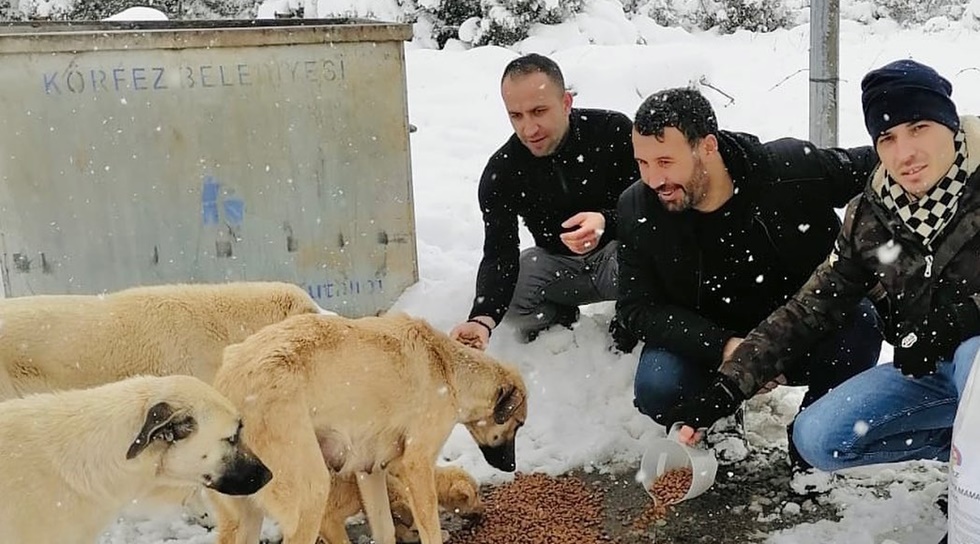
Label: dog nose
xmin=479 ymin=441 xmax=516 ymax=472
xmin=211 ymin=454 xmax=273 ymax=496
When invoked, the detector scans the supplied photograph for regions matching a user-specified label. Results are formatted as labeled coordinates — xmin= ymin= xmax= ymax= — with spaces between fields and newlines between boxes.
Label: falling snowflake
xmin=853 ymin=420 xmax=870 ymax=436
xmin=876 ymin=240 xmax=902 ymax=264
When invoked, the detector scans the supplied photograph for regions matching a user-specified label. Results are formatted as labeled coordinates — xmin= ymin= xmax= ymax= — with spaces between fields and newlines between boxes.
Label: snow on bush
xmin=0 ymin=0 xmax=975 ymax=52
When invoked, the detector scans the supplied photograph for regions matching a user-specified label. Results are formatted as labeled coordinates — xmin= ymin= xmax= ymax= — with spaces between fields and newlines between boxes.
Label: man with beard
xmin=616 ymin=87 xmax=883 ymax=468
xmin=665 ymin=61 xmax=980 ymax=544
xmin=449 ymin=54 xmax=639 ymax=350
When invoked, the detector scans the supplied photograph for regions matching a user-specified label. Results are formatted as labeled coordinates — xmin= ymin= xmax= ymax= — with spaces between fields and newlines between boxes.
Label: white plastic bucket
xmin=637 ymin=427 xmax=719 ymax=504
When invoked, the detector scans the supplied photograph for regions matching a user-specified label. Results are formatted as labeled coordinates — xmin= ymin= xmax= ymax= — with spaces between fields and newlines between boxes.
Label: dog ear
xmin=492 ymin=385 xmax=525 ymax=425
xmin=127 ymin=402 xmax=198 ymax=459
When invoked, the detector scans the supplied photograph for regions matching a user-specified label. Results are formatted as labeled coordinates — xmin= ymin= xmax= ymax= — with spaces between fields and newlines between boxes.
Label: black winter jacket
xmin=722 ymin=117 xmax=980 ymax=396
xmin=616 ymin=130 xmax=878 ymax=369
xmin=469 ymin=108 xmax=639 ymax=323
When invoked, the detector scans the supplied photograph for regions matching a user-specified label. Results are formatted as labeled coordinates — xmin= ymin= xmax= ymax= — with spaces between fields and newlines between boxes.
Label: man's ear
xmin=492 ymin=385 xmax=526 ymax=425
xmin=127 ymin=402 xmax=197 ymax=459
xmin=701 ymin=133 xmax=719 ymax=156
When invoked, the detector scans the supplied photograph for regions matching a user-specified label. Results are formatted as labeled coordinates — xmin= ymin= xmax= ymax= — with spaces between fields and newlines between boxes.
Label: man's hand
xmin=722 ymin=336 xmax=744 ymax=362
xmin=559 ymin=212 xmax=606 ymax=255
xmin=450 ymin=316 xmax=496 ymax=351
xmin=664 ymin=373 xmax=745 ymax=446
xmin=894 ymin=302 xmax=980 ymax=378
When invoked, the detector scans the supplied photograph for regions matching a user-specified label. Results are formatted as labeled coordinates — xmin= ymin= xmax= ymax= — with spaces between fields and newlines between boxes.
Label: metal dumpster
xmin=0 ymin=19 xmax=418 ymax=317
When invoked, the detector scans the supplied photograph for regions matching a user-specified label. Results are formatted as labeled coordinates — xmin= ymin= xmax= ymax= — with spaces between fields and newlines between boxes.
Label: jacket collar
xmin=716 ymin=130 xmax=765 ymax=193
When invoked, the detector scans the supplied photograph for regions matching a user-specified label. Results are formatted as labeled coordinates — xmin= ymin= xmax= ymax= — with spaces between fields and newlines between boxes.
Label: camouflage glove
xmin=895 ymin=302 xmax=980 ymax=378
xmin=663 ymin=372 xmax=745 ymax=432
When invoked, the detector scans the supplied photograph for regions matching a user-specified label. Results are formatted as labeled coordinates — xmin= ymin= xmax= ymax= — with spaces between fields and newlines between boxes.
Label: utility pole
xmin=809 ymin=0 xmax=840 ymax=147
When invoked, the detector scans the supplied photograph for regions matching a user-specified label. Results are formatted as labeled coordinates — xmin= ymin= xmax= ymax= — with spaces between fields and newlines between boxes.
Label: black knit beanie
xmin=861 ymin=59 xmax=959 ymax=141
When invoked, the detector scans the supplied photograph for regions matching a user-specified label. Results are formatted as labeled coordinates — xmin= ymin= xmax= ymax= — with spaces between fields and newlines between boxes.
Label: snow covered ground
xmin=95 ymin=8 xmax=980 ymax=544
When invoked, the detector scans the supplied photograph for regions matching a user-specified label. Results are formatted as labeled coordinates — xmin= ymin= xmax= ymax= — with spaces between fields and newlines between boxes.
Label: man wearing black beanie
xmin=664 ymin=59 xmax=980 ymax=544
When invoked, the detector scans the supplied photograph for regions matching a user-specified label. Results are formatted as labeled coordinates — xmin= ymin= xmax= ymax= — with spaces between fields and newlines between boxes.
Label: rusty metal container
xmin=0 ymin=19 xmax=417 ymax=317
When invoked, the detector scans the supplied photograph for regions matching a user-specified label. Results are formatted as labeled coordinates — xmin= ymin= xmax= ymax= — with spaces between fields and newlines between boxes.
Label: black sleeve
xmin=720 ymin=197 xmax=877 ymax=396
xmin=759 ymin=139 xmax=877 ymax=292
xmin=615 ymin=186 xmax=735 ymax=368
xmin=468 ymin=158 xmax=520 ymax=324
xmin=766 ymin=138 xmax=878 ymax=207
xmin=599 ymin=113 xmax=641 ymax=241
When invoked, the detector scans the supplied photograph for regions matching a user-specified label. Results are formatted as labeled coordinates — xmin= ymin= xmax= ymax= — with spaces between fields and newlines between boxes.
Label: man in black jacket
xmin=663 ymin=61 xmax=980 ymax=543
xmin=450 ymin=54 xmax=639 ymax=349
xmin=617 ymin=87 xmax=883 ymax=465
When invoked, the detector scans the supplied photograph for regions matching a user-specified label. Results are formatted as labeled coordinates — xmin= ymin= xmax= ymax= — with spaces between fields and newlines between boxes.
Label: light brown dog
xmin=325 ymin=465 xmax=484 ymax=543
xmin=150 ymin=439 xmax=485 ymax=538
xmin=208 ymin=312 xmax=526 ymax=544
xmin=0 ymin=374 xmax=272 ymax=544
xmin=0 ymin=281 xmax=320 ymax=400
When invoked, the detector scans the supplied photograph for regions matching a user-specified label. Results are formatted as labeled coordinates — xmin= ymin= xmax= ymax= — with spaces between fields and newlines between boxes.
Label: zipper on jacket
xmin=553 ymin=159 xmax=571 ymax=197
xmin=696 ymin=249 xmax=703 ymax=309
xmin=924 ymin=255 xmax=934 ymax=278
xmin=752 ymin=214 xmax=781 ymax=253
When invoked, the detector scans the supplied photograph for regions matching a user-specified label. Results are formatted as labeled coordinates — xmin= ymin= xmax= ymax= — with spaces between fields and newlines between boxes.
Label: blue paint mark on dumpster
xmin=202 ymin=176 xmax=220 ymax=226
xmin=304 ymin=278 xmax=384 ymax=301
xmin=223 ymin=198 xmax=244 ymax=226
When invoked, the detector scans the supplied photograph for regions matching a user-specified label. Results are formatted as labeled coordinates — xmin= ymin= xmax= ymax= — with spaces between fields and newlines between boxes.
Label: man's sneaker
xmin=938 ymin=533 xmax=947 ymax=544
xmin=556 ymin=306 xmax=581 ymax=328
xmin=789 ymin=467 xmax=835 ymax=499
xmin=704 ymin=404 xmax=748 ymax=464
xmin=521 ymin=307 xmax=580 ymax=343
xmin=608 ymin=315 xmax=639 ymax=354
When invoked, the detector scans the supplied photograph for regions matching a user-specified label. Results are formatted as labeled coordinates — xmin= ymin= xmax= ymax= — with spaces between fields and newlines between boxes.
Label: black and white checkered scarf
xmin=879 ymin=129 xmax=969 ymax=250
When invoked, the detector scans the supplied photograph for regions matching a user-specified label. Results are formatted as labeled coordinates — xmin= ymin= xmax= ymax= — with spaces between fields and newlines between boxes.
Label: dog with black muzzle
xmin=208 ymin=312 xmax=527 ymax=544
xmin=0 ymin=374 xmax=271 ymax=544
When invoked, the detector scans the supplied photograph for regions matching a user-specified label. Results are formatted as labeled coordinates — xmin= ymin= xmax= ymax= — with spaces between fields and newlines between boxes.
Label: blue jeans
xmin=633 ymin=299 xmax=883 ymax=427
xmin=793 ymin=336 xmax=980 ymax=472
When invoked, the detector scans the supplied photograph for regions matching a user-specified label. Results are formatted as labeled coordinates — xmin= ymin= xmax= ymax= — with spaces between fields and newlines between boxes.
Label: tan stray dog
xmin=0 ymin=374 xmax=273 ymax=544
xmin=0 ymin=281 xmax=320 ymax=400
xmin=209 ymin=312 xmax=527 ymax=544
xmin=325 ymin=465 xmax=485 ymax=543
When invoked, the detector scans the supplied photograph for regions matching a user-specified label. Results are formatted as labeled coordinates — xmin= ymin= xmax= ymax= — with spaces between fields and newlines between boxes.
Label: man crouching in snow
xmin=617 ymin=87 xmax=882 ymax=468
xmin=666 ymin=59 xmax=980 ymax=544
xmin=449 ymin=53 xmax=640 ymax=351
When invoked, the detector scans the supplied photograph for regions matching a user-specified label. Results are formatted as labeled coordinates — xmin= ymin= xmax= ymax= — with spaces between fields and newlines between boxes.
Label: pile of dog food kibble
xmin=456 ymin=473 xmax=613 ymax=543
xmin=630 ymin=467 xmax=694 ymax=529
xmin=650 ymin=467 xmax=693 ymax=505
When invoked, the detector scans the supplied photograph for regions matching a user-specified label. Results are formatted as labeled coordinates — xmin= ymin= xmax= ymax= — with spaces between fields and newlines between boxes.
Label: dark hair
xmin=501 ymin=53 xmax=566 ymax=93
xmin=634 ymin=87 xmax=718 ymax=144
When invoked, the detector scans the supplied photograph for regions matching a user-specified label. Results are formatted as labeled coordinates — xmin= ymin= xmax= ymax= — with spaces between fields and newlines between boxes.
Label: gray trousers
xmin=506 ymin=241 xmax=619 ymax=338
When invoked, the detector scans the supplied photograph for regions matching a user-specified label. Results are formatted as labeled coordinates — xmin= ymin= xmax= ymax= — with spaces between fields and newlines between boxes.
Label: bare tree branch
xmin=768 ymin=68 xmax=808 ymax=91
xmin=698 ymin=76 xmax=735 ymax=106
